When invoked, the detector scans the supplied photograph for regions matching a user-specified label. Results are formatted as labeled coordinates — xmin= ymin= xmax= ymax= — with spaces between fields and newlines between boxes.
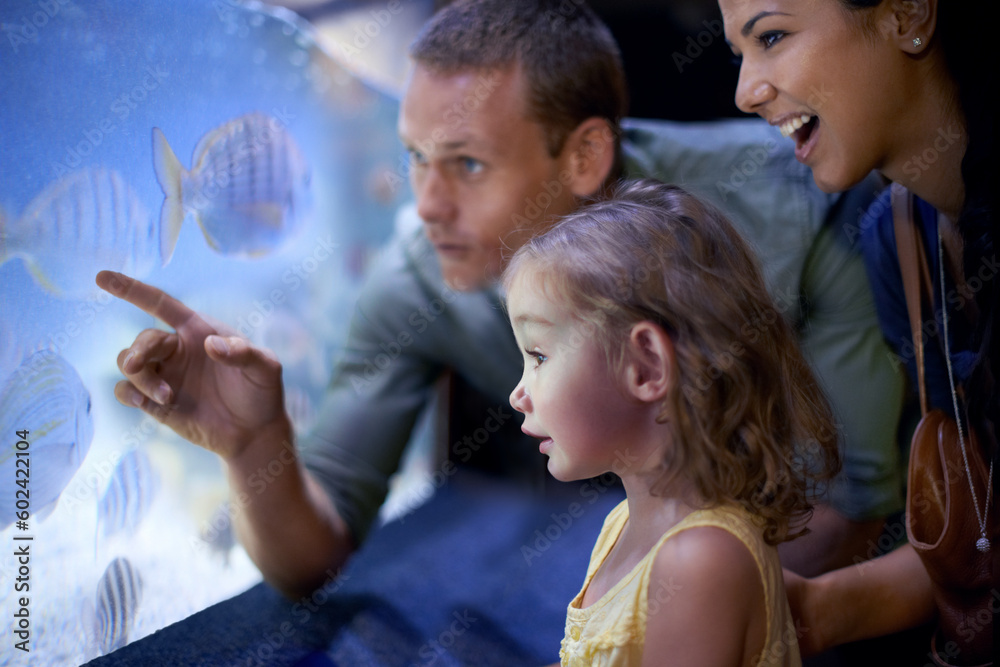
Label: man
xmin=99 ymin=0 xmax=902 ymax=599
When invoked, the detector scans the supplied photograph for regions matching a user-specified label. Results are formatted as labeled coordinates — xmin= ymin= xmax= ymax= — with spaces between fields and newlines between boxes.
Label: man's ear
xmin=624 ymin=321 xmax=674 ymax=403
xmin=882 ymin=0 xmax=937 ymax=53
xmin=559 ymin=117 xmax=617 ymax=198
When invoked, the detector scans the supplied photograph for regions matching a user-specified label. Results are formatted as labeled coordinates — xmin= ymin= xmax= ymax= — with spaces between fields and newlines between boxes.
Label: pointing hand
xmin=97 ymin=271 xmax=289 ymax=460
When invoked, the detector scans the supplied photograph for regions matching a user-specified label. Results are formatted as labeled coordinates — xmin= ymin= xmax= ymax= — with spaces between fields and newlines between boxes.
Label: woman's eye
xmin=758 ymin=31 xmax=784 ymax=48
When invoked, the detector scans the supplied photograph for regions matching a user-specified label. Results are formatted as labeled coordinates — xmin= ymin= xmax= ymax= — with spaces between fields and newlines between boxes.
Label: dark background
xmin=289 ymin=0 xmax=747 ymax=121
xmin=589 ymin=0 xmax=744 ymax=121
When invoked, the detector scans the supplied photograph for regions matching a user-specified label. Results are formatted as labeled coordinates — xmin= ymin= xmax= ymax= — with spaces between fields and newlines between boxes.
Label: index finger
xmin=96 ymin=271 xmax=196 ymax=329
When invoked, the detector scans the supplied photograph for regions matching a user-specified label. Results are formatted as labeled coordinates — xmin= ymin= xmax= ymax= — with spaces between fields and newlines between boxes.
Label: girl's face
xmin=507 ymin=271 xmax=652 ymax=483
xmin=720 ymin=0 xmax=912 ymax=193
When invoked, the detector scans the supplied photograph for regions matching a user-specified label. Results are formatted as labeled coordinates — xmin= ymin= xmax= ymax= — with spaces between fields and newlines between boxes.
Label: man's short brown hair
xmin=410 ymin=0 xmax=628 ymax=166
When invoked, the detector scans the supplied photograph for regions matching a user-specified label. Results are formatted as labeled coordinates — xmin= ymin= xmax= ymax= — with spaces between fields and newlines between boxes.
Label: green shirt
xmin=301 ymin=117 xmax=905 ymax=542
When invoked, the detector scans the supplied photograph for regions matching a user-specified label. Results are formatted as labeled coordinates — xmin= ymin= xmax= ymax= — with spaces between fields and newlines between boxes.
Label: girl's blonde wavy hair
xmin=502 ymin=178 xmax=841 ymax=544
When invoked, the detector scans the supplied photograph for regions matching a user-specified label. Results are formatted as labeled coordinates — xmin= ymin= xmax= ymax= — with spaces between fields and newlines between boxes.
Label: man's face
xmin=398 ymin=65 xmax=581 ymax=290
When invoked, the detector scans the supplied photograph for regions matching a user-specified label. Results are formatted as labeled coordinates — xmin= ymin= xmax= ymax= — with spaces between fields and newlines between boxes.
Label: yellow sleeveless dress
xmin=560 ymin=501 xmax=802 ymax=667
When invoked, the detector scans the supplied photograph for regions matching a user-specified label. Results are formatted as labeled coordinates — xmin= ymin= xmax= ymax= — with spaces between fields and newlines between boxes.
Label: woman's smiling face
xmin=720 ymin=0 xmax=914 ymax=193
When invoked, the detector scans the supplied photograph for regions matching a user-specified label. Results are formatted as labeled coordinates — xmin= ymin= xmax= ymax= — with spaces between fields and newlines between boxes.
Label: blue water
xmin=0 ymin=1 xmax=410 ymax=663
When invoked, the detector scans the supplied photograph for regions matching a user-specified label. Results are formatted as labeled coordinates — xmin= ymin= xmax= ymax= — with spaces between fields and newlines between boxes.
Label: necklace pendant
xmin=976 ymin=537 xmax=990 ymax=553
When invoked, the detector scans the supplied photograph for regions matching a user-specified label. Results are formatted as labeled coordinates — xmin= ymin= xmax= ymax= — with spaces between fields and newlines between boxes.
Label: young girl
xmin=503 ymin=178 xmax=840 ymax=666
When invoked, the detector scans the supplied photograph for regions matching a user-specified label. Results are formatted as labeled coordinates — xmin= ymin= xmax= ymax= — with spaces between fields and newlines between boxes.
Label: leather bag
xmin=892 ymin=184 xmax=996 ymax=666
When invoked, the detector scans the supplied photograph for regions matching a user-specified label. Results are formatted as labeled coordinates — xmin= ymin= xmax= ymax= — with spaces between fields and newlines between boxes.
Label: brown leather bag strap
xmin=891 ymin=183 xmax=934 ymax=416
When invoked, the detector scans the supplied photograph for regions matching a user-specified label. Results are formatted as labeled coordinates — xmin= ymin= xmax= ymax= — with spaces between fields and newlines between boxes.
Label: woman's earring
xmin=912 ymin=37 xmax=923 ymax=47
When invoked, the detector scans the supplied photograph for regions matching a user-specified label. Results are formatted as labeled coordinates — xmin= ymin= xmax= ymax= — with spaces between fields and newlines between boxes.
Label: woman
xmin=719 ymin=0 xmax=996 ymax=664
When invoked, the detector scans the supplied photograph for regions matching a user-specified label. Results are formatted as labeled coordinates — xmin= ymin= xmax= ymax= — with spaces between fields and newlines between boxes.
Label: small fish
xmin=153 ymin=111 xmax=311 ymax=258
xmin=283 ymin=384 xmax=316 ymax=434
xmin=94 ymin=556 xmax=144 ymax=655
xmin=0 ymin=167 xmax=170 ymax=299
xmin=198 ymin=501 xmax=237 ymax=567
xmin=97 ymin=447 xmax=160 ymax=540
xmin=0 ymin=350 xmax=94 ymax=530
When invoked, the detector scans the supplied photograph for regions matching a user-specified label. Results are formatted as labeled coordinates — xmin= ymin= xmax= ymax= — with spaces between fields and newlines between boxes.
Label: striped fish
xmin=95 ymin=556 xmax=144 ymax=655
xmin=0 ymin=349 xmax=94 ymax=529
xmin=0 ymin=167 xmax=170 ymax=298
xmin=153 ymin=111 xmax=311 ymax=259
xmin=97 ymin=447 xmax=159 ymax=540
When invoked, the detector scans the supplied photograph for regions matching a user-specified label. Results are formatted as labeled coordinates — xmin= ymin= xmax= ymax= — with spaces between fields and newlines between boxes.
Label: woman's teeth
xmin=779 ymin=114 xmax=813 ymax=138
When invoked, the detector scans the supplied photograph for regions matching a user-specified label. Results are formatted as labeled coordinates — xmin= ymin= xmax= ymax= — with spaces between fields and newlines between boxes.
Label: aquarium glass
xmin=0 ymin=0 xmax=426 ymax=662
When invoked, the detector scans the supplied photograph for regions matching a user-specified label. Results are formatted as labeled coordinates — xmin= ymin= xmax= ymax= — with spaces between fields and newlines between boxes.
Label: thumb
xmin=205 ymin=335 xmax=282 ymax=384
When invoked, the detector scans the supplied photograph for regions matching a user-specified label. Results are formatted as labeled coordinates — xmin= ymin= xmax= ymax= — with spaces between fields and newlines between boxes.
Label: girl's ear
xmin=883 ymin=0 xmax=938 ymax=53
xmin=624 ymin=321 xmax=674 ymax=403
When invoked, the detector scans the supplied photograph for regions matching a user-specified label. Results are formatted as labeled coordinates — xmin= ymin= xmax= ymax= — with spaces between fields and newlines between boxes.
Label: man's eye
xmin=409 ymin=149 xmax=427 ymax=166
xmin=461 ymin=157 xmax=483 ymax=174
